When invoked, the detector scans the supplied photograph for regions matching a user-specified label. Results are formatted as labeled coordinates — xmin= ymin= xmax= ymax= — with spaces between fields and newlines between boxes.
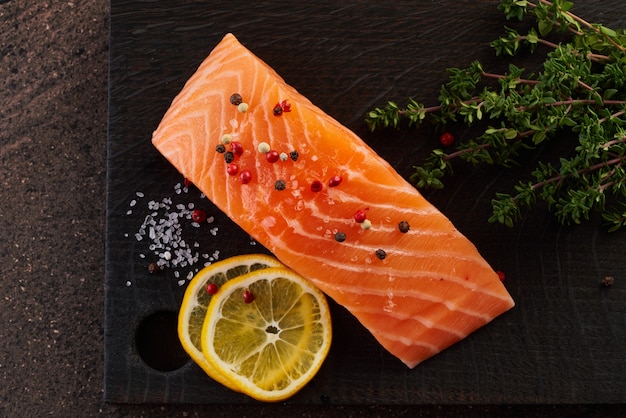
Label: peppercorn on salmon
xmin=152 ymin=33 xmax=514 ymax=368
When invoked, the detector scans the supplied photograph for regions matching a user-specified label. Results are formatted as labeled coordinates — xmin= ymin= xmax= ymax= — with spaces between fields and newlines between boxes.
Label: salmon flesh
xmin=152 ymin=33 xmax=515 ymax=368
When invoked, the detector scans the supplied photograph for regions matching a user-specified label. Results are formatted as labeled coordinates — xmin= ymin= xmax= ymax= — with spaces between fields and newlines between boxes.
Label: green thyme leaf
xmin=367 ymin=0 xmax=626 ymax=231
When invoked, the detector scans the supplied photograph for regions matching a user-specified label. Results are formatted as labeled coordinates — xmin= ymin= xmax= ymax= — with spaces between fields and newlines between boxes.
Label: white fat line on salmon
xmin=202 ymin=157 xmax=222 ymax=200
xmin=326 ymin=187 xmax=438 ymax=215
xmin=287 ymin=225 xmax=485 ymax=269
xmin=214 ymin=89 xmax=233 ymax=132
xmin=269 ymin=219 xmax=493 ymax=278
xmin=302 ymin=200 xmax=447 ymax=237
xmin=349 ymin=305 xmax=468 ymax=339
xmin=283 ymin=104 xmax=322 ymax=158
xmin=316 ymin=278 xmax=493 ymax=323
xmin=302 ymin=195 xmax=437 ymax=223
xmin=269 ymin=217 xmax=489 ymax=272
xmin=174 ymin=66 xmax=232 ymax=112
xmin=227 ymin=59 xmax=260 ymax=115
xmin=279 ymin=92 xmax=299 ymax=150
xmin=270 ymin=246 xmax=502 ymax=317
xmin=369 ymin=328 xmax=440 ymax=355
xmin=190 ymin=195 xmax=495 ymax=302
xmin=215 ymin=51 xmax=249 ymax=76
xmin=284 ymin=107 xmax=318 ymax=162
xmin=198 ymin=139 xmax=220 ymax=185
xmin=197 ymin=128 xmax=218 ymax=185
xmin=248 ymin=86 xmax=277 ymax=141
xmin=270 ymin=103 xmax=400 ymax=183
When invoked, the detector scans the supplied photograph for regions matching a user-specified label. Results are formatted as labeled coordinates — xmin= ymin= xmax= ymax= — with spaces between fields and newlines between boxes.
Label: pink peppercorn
xmin=354 ymin=210 xmax=367 ymax=223
xmin=242 ymin=289 xmax=255 ymax=303
xmin=265 ymin=150 xmax=280 ymax=163
xmin=240 ymin=170 xmax=252 ymax=184
xmin=230 ymin=141 xmax=244 ymax=156
xmin=328 ymin=175 xmax=342 ymax=187
xmin=226 ymin=163 xmax=239 ymax=176
xmin=310 ymin=180 xmax=323 ymax=192
xmin=439 ymin=132 xmax=454 ymax=147
xmin=206 ymin=283 xmax=218 ymax=295
xmin=192 ymin=209 xmax=207 ymax=223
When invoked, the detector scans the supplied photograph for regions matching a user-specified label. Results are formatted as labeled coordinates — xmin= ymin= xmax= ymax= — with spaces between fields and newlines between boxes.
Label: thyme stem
xmin=481 ymin=72 xmax=540 ymax=85
xmin=529 ymin=0 xmax=626 ymax=52
xmin=367 ymin=0 xmax=626 ymax=230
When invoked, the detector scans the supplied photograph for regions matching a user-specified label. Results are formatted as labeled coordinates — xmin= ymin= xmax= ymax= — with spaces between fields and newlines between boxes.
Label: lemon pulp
xmin=201 ymin=267 xmax=332 ymax=402
xmin=177 ymin=254 xmax=282 ymax=390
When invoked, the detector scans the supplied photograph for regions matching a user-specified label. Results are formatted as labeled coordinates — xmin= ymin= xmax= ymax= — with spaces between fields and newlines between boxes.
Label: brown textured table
xmin=1 ymin=0 xmax=625 ymax=416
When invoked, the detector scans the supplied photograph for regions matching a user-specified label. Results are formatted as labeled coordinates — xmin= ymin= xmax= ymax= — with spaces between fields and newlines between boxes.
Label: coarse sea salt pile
xmin=124 ymin=181 xmax=221 ymax=287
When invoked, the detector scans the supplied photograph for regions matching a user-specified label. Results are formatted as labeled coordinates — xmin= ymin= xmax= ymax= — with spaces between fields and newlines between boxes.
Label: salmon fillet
xmin=152 ymin=33 xmax=514 ymax=368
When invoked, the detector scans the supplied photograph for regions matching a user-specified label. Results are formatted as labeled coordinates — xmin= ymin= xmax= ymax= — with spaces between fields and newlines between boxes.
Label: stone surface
xmin=0 ymin=0 xmax=623 ymax=416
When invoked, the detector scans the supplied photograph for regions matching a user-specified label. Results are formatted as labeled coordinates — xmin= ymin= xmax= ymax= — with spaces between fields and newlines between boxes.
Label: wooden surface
xmin=105 ymin=0 xmax=626 ymax=404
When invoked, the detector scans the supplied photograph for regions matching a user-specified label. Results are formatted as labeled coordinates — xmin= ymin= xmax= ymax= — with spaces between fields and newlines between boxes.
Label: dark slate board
xmin=105 ymin=0 xmax=626 ymax=404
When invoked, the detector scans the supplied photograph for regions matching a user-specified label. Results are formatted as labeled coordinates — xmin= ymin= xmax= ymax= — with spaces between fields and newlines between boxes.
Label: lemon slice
xmin=177 ymin=254 xmax=283 ymax=390
xmin=201 ymin=267 xmax=332 ymax=402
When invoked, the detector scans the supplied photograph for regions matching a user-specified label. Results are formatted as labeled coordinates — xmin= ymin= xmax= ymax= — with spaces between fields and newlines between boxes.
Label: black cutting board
xmin=105 ymin=0 xmax=626 ymax=404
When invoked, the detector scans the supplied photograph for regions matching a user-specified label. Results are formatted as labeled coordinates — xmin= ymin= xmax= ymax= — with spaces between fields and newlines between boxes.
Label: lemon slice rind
xmin=177 ymin=253 xmax=283 ymax=390
xmin=201 ymin=267 xmax=332 ymax=402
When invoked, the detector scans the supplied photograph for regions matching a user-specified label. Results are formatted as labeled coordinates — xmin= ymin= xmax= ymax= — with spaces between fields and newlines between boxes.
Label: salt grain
xmin=126 ymin=183 xmax=226 ymax=287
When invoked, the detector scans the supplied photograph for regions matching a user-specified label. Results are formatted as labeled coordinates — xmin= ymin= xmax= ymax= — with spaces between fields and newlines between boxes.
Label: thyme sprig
xmin=367 ymin=0 xmax=626 ymax=231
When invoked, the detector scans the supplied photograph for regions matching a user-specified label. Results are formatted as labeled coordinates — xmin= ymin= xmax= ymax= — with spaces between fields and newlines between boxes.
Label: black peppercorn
xmin=334 ymin=231 xmax=347 ymax=242
xmin=398 ymin=220 xmax=410 ymax=233
xmin=224 ymin=151 xmax=235 ymax=163
xmin=601 ymin=276 xmax=615 ymax=287
xmin=274 ymin=179 xmax=287 ymax=191
xmin=375 ymin=249 xmax=387 ymax=260
xmin=215 ymin=144 xmax=226 ymax=153
xmin=229 ymin=93 xmax=242 ymax=106
xmin=289 ymin=150 xmax=299 ymax=161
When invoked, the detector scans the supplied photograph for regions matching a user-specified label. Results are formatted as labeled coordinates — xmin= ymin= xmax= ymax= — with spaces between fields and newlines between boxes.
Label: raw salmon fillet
xmin=152 ymin=33 xmax=514 ymax=368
